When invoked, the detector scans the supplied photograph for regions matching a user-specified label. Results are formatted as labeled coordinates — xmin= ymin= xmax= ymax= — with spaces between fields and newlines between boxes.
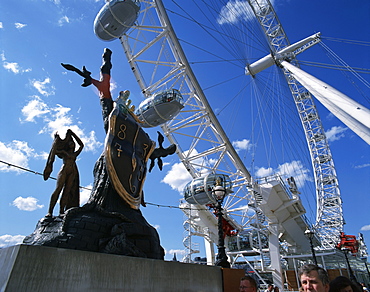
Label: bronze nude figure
xmin=43 ymin=129 xmax=84 ymax=217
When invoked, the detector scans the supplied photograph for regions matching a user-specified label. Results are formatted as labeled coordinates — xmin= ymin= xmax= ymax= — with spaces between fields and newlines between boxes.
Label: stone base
xmin=23 ymin=206 xmax=164 ymax=259
xmin=0 ymin=245 xmax=223 ymax=292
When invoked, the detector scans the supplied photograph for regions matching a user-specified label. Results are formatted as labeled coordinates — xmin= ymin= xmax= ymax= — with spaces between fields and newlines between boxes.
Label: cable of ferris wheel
xmin=169 ymin=0 xmax=304 ymax=171
xmin=183 ymin=33 xmax=314 ymax=221
xmin=169 ymin=0 xmax=267 ymax=63
xmin=318 ymin=41 xmax=370 ymax=105
xmin=169 ymin=1 xmax=241 ymax=63
xmin=299 ymin=60 xmax=370 ymax=75
xmin=249 ymin=72 xmax=318 ymax=221
xmin=167 ymin=1 xmax=318 ymax=225
xmin=320 ymin=41 xmax=370 ymax=89
xmin=202 ymin=0 xmax=267 ymax=60
xmin=321 ymin=36 xmax=370 ymax=46
xmin=166 ymin=9 xmax=264 ymax=59
xmin=194 ymin=1 xmax=326 ymax=228
xmin=179 ymin=38 xmax=247 ymax=69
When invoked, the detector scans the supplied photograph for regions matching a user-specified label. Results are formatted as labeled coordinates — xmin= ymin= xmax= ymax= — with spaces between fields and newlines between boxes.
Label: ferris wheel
xmin=93 ymin=0 xmax=369 ymax=264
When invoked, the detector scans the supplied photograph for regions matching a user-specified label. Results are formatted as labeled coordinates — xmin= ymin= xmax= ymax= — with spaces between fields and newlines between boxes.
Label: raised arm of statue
xmin=68 ymin=129 xmax=84 ymax=156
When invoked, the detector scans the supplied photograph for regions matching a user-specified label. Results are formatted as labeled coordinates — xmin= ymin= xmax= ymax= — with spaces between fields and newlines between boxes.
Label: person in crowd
xmin=265 ymin=284 xmax=274 ymax=292
xmin=360 ymin=283 xmax=369 ymax=292
xmin=299 ymin=264 xmax=330 ymax=292
xmin=329 ymin=276 xmax=362 ymax=292
xmin=240 ymin=276 xmax=258 ymax=292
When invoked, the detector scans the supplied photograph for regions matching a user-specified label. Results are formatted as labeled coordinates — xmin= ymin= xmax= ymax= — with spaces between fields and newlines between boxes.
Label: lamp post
xmin=342 ymin=248 xmax=357 ymax=282
xmin=213 ymin=182 xmax=231 ymax=268
xmin=305 ymin=229 xmax=318 ymax=266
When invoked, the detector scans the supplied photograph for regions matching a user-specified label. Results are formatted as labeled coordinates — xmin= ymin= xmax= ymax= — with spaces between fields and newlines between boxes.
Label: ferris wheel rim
xmin=116 ymin=0 xmax=345 ymax=253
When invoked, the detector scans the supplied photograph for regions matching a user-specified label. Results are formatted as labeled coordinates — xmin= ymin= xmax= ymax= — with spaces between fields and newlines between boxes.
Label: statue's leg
xmin=47 ymin=170 xmax=67 ymax=216
xmin=47 ymin=183 xmax=64 ymax=217
xmin=59 ymin=172 xmax=76 ymax=214
xmin=101 ymin=48 xmax=112 ymax=75
xmin=92 ymin=48 xmax=112 ymax=99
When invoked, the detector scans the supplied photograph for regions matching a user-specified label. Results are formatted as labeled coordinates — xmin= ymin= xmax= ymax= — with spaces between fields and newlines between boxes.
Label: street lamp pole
xmin=305 ymin=229 xmax=318 ymax=266
xmin=213 ymin=183 xmax=231 ymax=268
xmin=342 ymin=248 xmax=357 ymax=282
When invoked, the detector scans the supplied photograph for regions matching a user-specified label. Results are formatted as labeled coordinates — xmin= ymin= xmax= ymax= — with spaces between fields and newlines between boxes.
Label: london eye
xmin=93 ymin=0 xmax=370 ymax=283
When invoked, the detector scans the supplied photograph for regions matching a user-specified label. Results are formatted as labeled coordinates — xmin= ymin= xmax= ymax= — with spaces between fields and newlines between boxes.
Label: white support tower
xmin=247 ymin=0 xmax=344 ymax=249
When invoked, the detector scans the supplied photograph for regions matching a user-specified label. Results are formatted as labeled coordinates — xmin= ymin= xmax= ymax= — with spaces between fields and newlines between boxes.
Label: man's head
xmin=240 ymin=276 xmax=257 ymax=292
xmin=268 ymin=284 xmax=274 ymax=291
xmin=299 ymin=264 xmax=330 ymax=292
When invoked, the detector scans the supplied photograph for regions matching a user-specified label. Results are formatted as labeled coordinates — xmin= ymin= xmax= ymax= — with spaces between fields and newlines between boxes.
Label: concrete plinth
xmin=0 ymin=245 xmax=223 ymax=292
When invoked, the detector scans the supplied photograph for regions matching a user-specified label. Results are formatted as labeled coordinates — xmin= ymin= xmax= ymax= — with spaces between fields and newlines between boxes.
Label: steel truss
xmin=248 ymin=0 xmax=344 ymax=249
xmin=119 ymin=0 xmax=266 ymax=262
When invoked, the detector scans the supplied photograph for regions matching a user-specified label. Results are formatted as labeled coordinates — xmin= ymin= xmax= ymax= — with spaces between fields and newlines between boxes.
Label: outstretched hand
xmin=61 ymin=63 xmax=92 ymax=87
xmin=149 ymin=132 xmax=176 ymax=172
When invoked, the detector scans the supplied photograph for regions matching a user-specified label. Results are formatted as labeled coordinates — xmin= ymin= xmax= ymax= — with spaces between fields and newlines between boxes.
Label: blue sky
xmin=0 ymin=0 xmax=369 ymax=261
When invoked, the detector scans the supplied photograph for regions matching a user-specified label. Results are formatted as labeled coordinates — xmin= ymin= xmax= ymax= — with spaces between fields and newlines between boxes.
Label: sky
xmin=0 ymin=0 xmax=369 ymax=262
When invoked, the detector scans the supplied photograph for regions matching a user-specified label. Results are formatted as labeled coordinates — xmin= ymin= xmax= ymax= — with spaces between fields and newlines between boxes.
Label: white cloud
xmin=0 ymin=139 xmax=47 ymax=173
xmin=3 ymin=62 xmax=21 ymax=74
xmin=277 ymin=160 xmax=311 ymax=188
xmin=1 ymin=52 xmax=31 ymax=74
xmin=12 ymin=196 xmax=44 ymax=211
xmin=232 ymin=138 xmax=252 ymax=153
xmin=217 ymin=0 xmax=275 ymax=25
xmin=41 ymin=114 xmax=102 ymax=153
xmin=3 ymin=62 xmax=31 ymax=74
xmin=11 ymin=140 xmax=35 ymax=157
xmin=82 ymin=130 xmax=102 ymax=152
xmin=354 ymin=163 xmax=370 ymax=169
xmin=217 ymin=1 xmax=253 ymax=24
xmin=44 ymin=104 xmax=73 ymax=133
xmin=0 ymin=235 xmax=25 ymax=248
xmin=14 ymin=23 xmax=27 ymax=29
xmin=22 ymin=97 xmax=103 ymax=152
xmin=80 ymin=185 xmax=92 ymax=205
xmin=255 ymin=160 xmax=311 ymax=188
xmin=58 ymin=16 xmax=70 ymax=26
xmin=21 ymin=96 xmax=50 ymax=122
xmin=161 ymin=148 xmax=234 ymax=193
xmin=255 ymin=166 xmax=274 ymax=177
xmin=0 ymin=140 xmax=34 ymax=173
xmin=325 ymin=126 xmax=347 ymax=142
xmin=162 ymin=162 xmax=192 ymax=193
xmin=166 ymin=248 xmax=186 ymax=256
xmin=0 ymin=22 xmax=3 ymax=29
xmin=31 ymin=77 xmax=55 ymax=96
xmin=326 ymin=112 xmax=335 ymax=120
xmin=360 ymin=225 xmax=370 ymax=231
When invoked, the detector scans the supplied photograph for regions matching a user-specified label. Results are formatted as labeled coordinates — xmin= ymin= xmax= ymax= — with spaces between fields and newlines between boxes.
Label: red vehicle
xmin=336 ymin=232 xmax=359 ymax=255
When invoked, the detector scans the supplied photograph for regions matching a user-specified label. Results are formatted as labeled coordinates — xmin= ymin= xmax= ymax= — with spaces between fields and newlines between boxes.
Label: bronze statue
xmin=43 ymin=129 xmax=84 ymax=217
xmin=62 ymin=48 xmax=154 ymax=210
xmin=24 ymin=48 xmax=172 ymax=260
xmin=61 ymin=48 xmax=176 ymax=211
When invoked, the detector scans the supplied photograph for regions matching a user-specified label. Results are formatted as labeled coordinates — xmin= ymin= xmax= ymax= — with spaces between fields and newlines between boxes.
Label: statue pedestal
xmin=1 ymin=245 xmax=224 ymax=292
